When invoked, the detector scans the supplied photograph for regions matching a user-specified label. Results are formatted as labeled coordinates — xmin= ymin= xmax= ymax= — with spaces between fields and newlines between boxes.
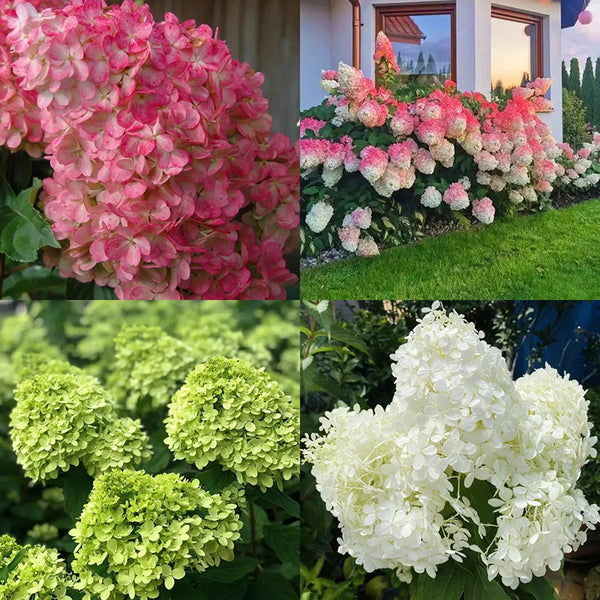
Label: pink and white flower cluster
xmin=2 ymin=0 xmax=298 ymax=299
xmin=337 ymin=206 xmax=377 ymax=254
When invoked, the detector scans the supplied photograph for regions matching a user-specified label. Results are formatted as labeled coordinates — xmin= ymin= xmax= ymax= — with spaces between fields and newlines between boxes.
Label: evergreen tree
xmin=426 ymin=53 xmax=437 ymax=75
xmin=581 ymin=57 xmax=595 ymax=121
xmin=596 ymin=57 xmax=600 ymax=84
xmin=569 ymin=57 xmax=581 ymax=96
xmin=562 ymin=60 xmax=570 ymax=89
xmin=593 ymin=79 xmax=600 ymax=131
xmin=416 ymin=51 xmax=426 ymax=74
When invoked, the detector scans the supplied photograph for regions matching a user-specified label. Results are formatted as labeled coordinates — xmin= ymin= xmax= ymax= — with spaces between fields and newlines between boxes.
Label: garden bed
xmin=301 ymin=197 xmax=600 ymax=299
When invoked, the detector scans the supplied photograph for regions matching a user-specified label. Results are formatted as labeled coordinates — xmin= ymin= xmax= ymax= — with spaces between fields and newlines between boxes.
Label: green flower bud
xmin=109 ymin=325 xmax=196 ymax=414
xmin=165 ymin=358 xmax=299 ymax=489
xmin=11 ymin=373 xmax=150 ymax=482
xmin=0 ymin=534 xmax=72 ymax=599
xmin=70 ymin=470 xmax=243 ymax=600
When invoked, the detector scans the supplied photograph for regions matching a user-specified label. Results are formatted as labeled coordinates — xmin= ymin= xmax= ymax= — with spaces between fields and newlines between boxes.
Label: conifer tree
xmin=569 ymin=57 xmax=581 ymax=96
xmin=416 ymin=51 xmax=426 ymax=74
xmin=581 ymin=57 xmax=595 ymax=121
xmin=426 ymin=53 xmax=437 ymax=75
xmin=562 ymin=60 xmax=570 ymax=90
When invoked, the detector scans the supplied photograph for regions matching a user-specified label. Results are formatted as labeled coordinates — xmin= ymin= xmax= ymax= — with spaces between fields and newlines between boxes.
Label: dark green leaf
xmin=142 ymin=434 xmax=172 ymax=473
xmin=519 ymin=577 xmax=559 ymax=600
xmin=195 ymin=463 xmax=238 ymax=494
xmin=2 ymin=266 xmax=65 ymax=298
xmin=410 ymin=561 xmax=466 ymax=600
xmin=0 ymin=179 xmax=59 ymax=262
xmin=258 ymin=486 xmax=300 ymax=518
xmin=246 ymin=571 xmax=296 ymax=600
xmin=196 ymin=557 xmax=258 ymax=583
xmin=462 ymin=557 xmax=511 ymax=600
xmin=328 ymin=325 xmax=367 ymax=353
xmin=263 ymin=524 xmax=300 ymax=565
xmin=62 ymin=466 xmax=94 ymax=522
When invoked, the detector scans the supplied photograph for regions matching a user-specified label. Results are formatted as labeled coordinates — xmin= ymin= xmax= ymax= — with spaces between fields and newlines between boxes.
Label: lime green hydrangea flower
xmin=11 ymin=373 xmax=150 ymax=482
xmin=165 ymin=358 xmax=299 ymax=489
xmin=26 ymin=523 xmax=59 ymax=543
xmin=13 ymin=354 xmax=79 ymax=384
xmin=70 ymin=470 xmax=243 ymax=600
xmin=109 ymin=325 xmax=196 ymax=414
xmin=0 ymin=534 xmax=72 ymax=599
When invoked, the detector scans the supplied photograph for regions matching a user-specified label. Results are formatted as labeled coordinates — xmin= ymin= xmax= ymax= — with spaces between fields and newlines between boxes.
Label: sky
xmin=562 ymin=0 xmax=600 ymax=65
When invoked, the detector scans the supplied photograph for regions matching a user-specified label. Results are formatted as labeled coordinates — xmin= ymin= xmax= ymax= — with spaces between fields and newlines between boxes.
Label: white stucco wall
xmin=300 ymin=0 xmax=332 ymax=111
xmin=301 ymin=0 xmax=564 ymax=139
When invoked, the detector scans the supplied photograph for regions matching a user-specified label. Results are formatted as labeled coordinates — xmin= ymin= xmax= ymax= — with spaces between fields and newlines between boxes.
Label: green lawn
xmin=301 ymin=199 xmax=600 ymax=299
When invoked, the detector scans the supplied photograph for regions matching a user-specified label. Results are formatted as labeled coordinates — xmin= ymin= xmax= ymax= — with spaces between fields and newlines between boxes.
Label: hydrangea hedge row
xmin=300 ymin=32 xmax=600 ymax=258
xmin=0 ymin=302 xmax=300 ymax=600
xmin=0 ymin=0 xmax=299 ymax=299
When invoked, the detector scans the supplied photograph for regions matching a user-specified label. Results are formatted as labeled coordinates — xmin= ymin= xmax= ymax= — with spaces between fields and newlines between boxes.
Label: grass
xmin=301 ymin=199 xmax=600 ymax=299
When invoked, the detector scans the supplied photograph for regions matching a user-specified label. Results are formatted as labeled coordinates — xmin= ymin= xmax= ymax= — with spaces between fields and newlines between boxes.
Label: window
xmin=375 ymin=4 xmax=456 ymax=83
xmin=491 ymin=7 xmax=544 ymax=94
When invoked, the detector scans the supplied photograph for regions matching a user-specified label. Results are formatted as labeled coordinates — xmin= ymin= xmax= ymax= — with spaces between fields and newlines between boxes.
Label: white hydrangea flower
xmin=305 ymin=200 xmax=334 ymax=233
xmin=304 ymin=306 xmax=600 ymax=590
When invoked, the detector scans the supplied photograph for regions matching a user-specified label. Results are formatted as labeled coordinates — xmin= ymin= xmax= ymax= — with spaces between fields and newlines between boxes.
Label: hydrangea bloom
xmin=420 ymin=186 xmax=442 ymax=208
xmin=165 ymin=357 xmax=299 ymax=489
xmin=305 ymin=200 xmax=334 ymax=233
xmin=11 ymin=371 xmax=150 ymax=481
xmin=0 ymin=534 xmax=72 ymax=600
xmin=109 ymin=325 xmax=196 ymax=413
xmin=6 ymin=0 xmax=298 ymax=299
xmin=472 ymin=197 xmax=495 ymax=224
xmin=70 ymin=470 xmax=243 ymax=600
xmin=443 ymin=182 xmax=469 ymax=210
xmin=338 ymin=225 xmax=360 ymax=252
xmin=305 ymin=306 xmax=599 ymax=589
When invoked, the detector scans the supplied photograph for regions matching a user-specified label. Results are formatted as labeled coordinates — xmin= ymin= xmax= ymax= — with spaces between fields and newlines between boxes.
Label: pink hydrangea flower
xmin=357 ymin=99 xmax=388 ymax=127
xmin=350 ymin=207 xmax=372 ymax=229
xmin=472 ymin=197 xmax=495 ymax=224
xmin=374 ymin=31 xmax=400 ymax=74
xmin=359 ymin=145 xmax=388 ymax=183
xmin=389 ymin=109 xmax=415 ymax=138
xmin=9 ymin=0 xmax=298 ymax=299
xmin=338 ymin=225 xmax=360 ymax=252
xmin=413 ymin=148 xmax=436 ymax=174
xmin=300 ymin=117 xmax=326 ymax=136
xmin=443 ymin=182 xmax=469 ymax=210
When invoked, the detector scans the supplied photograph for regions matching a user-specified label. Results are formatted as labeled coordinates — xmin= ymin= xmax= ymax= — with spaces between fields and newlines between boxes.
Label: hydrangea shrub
xmin=304 ymin=306 xmax=599 ymax=596
xmin=10 ymin=372 xmax=150 ymax=481
xmin=0 ymin=0 xmax=299 ymax=299
xmin=300 ymin=32 xmax=600 ymax=257
xmin=70 ymin=470 xmax=243 ymax=600
xmin=165 ymin=357 xmax=300 ymax=489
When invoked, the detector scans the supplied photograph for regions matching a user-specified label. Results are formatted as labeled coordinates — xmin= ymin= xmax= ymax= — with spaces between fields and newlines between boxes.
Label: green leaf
xmin=410 ymin=561 xmax=466 ymax=600
xmin=142 ymin=434 xmax=171 ymax=473
xmin=0 ymin=548 xmax=26 ymax=583
xmin=195 ymin=463 xmax=238 ymax=494
xmin=62 ymin=466 xmax=94 ymax=522
xmin=168 ymin=580 xmax=197 ymax=600
xmin=462 ymin=557 xmax=511 ymax=600
xmin=263 ymin=524 xmax=300 ymax=565
xmin=258 ymin=486 xmax=300 ymax=518
xmin=247 ymin=571 xmax=297 ymax=600
xmin=2 ymin=266 xmax=65 ymax=298
xmin=0 ymin=179 xmax=59 ymax=262
xmin=519 ymin=577 xmax=559 ymax=600
xmin=328 ymin=325 xmax=367 ymax=353
xmin=196 ymin=557 xmax=258 ymax=583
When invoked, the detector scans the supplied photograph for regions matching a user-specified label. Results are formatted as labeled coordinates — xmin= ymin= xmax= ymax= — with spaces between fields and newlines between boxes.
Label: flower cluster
xmin=5 ymin=0 xmax=298 ymax=299
xmin=70 ymin=469 xmax=243 ymax=600
xmin=0 ymin=534 xmax=73 ymax=600
xmin=165 ymin=357 xmax=299 ymax=489
xmin=300 ymin=32 xmax=600 ymax=257
xmin=11 ymin=370 xmax=150 ymax=481
xmin=304 ymin=306 xmax=599 ymax=589
xmin=109 ymin=324 xmax=196 ymax=413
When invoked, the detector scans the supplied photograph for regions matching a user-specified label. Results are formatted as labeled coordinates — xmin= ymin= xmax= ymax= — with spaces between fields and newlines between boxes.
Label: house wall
xmin=301 ymin=0 xmax=564 ymax=140
xmin=300 ymin=0 xmax=333 ymax=111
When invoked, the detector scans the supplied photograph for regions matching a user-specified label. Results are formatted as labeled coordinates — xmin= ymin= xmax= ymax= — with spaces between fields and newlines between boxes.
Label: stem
xmin=4 ymin=263 xmax=32 ymax=277
xmin=302 ymin=314 xmax=317 ymax=360
xmin=249 ymin=500 xmax=257 ymax=557
xmin=0 ymin=253 xmax=4 ymax=299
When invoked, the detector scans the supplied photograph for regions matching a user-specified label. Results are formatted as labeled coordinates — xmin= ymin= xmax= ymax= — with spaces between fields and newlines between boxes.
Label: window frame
xmin=490 ymin=5 xmax=545 ymax=88
xmin=375 ymin=3 xmax=457 ymax=82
